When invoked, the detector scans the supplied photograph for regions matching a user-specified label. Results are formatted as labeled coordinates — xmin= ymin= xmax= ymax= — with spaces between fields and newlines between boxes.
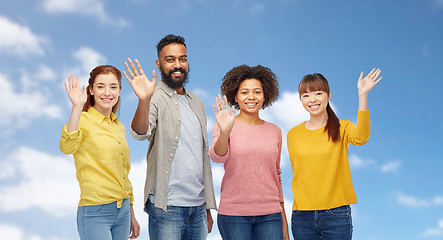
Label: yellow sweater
xmin=287 ymin=110 xmax=370 ymax=210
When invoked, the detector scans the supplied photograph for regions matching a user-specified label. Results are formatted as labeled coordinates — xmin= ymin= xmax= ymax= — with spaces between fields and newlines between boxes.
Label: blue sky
xmin=0 ymin=0 xmax=442 ymax=239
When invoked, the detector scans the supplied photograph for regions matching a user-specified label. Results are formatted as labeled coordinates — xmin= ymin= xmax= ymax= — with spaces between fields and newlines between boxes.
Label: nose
xmin=309 ymin=94 xmax=316 ymax=102
xmin=104 ymin=86 xmax=111 ymax=95
xmin=173 ymin=59 xmax=182 ymax=68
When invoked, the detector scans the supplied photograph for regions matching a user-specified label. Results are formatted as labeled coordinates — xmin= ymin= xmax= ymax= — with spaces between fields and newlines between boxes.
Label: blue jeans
xmin=145 ymin=199 xmax=208 ymax=240
xmin=291 ymin=205 xmax=353 ymax=240
xmin=217 ymin=213 xmax=283 ymax=240
xmin=77 ymin=199 xmax=130 ymax=240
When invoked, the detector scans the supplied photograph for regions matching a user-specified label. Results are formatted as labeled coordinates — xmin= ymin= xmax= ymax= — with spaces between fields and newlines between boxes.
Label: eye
xmin=316 ymin=92 xmax=322 ymax=95
xmin=240 ymin=91 xmax=247 ymax=95
xmin=97 ymin=85 xmax=104 ymax=89
xmin=166 ymin=58 xmax=174 ymax=63
xmin=111 ymin=86 xmax=118 ymax=90
xmin=180 ymin=58 xmax=187 ymax=62
xmin=301 ymin=94 xmax=309 ymax=98
xmin=255 ymin=90 xmax=262 ymax=94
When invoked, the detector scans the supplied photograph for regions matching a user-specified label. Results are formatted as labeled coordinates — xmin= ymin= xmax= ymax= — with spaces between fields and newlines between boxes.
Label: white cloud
xmin=0 ymin=147 xmax=78 ymax=217
xmin=422 ymin=219 xmax=443 ymax=237
xmin=0 ymin=16 xmax=48 ymax=56
xmin=211 ymin=165 xmax=224 ymax=190
xmin=380 ymin=160 xmax=401 ymax=174
xmin=0 ymin=223 xmax=70 ymax=240
xmin=396 ymin=192 xmax=443 ymax=208
xmin=35 ymin=65 xmax=57 ymax=81
xmin=0 ymin=73 xmax=63 ymax=130
xmin=41 ymin=0 xmax=129 ymax=27
xmin=63 ymin=47 xmax=107 ymax=88
xmin=349 ymin=154 xmax=375 ymax=169
xmin=261 ymin=91 xmax=309 ymax=131
xmin=128 ymin=158 xmax=148 ymax=234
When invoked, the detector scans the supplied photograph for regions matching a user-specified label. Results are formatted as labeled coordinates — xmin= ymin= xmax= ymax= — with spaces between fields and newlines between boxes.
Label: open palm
xmin=123 ymin=58 xmax=157 ymax=101
xmin=213 ymin=94 xmax=235 ymax=134
xmin=358 ymin=68 xmax=382 ymax=95
xmin=64 ymin=74 xmax=87 ymax=108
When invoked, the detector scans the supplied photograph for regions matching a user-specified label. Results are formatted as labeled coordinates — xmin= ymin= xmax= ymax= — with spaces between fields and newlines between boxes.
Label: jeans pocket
xmin=83 ymin=204 xmax=104 ymax=214
xmin=327 ymin=205 xmax=350 ymax=216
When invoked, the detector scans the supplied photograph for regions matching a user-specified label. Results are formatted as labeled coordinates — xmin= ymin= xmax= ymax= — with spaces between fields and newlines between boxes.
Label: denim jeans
xmin=217 ymin=212 xmax=283 ymax=240
xmin=77 ymin=198 xmax=130 ymax=240
xmin=145 ymin=199 xmax=208 ymax=240
xmin=291 ymin=205 xmax=353 ymax=240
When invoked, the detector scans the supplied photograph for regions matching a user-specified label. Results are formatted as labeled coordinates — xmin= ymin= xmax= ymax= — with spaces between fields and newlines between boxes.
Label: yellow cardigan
xmin=287 ymin=110 xmax=370 ymax=210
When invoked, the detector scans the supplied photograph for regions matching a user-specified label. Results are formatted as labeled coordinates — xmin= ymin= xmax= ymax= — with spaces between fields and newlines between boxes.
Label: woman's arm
xmin=212 ymin=95 xmax=235 ymax=156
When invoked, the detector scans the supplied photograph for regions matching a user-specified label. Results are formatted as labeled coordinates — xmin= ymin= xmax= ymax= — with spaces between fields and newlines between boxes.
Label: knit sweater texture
xmin=287 ymin=110 xmax=370 ymax=211
xmin=209 ymin=119 xmax=284 ymax=216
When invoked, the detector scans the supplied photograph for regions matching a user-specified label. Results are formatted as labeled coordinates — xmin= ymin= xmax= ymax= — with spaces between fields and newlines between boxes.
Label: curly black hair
xmin=221 ymin=65 xmax=279 ymax=110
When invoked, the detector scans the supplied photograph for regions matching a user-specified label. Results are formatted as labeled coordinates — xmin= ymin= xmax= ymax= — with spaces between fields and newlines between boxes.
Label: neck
xmin=236 ymin=111 xmax=263 ymax=125
xmin=306 ymin=113 xmax=328 ymax=129
xmin=175 ymin=87 xmax=185 ymax=95
xmin=93 ymin=106 xmax=112 ymax=119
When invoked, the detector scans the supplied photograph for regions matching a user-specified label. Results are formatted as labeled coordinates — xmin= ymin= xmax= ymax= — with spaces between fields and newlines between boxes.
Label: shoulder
xmin=264 ymin=121 xmax=282 ymax=133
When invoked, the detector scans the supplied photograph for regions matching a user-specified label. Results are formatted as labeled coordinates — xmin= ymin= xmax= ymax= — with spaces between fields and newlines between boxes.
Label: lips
xmin=309 ymin=104 xmax=320 ymax=110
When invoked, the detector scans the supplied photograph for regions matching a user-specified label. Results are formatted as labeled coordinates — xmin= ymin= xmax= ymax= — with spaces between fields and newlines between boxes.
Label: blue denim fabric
xmin=145 ymin=199 xmax=208 ymax=240
xmin=217 ymin=213 xmax=283 ymax=240
xmin=291 ymin=205 xmax=353 ymax=240
xmin=77 ymin=198 xmax=130 ymax=240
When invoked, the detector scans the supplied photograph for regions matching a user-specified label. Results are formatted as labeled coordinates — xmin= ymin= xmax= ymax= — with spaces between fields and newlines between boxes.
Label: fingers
xmin=124 ymin=58 xmax=136 ymax=79
xmin=358 ymin=71 xmax=364 ymax=82
xmin=135 ymin=59 xmax=145 ymax=76
xmin=129 ymin=58 xmax=140 ymax=76
xmin=212 ymin=105 xmax=218 ymax=117
xmin=123 ymin=70 xmax=132 ymax=84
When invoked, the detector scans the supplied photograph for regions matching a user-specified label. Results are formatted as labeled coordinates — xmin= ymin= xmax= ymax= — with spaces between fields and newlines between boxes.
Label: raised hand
xmin=357 ymin=68 xmax=382 ymax=96
xmin=123 ymin=58 xmax=156 ymax=101
xmin=213 ymin=94 xmax=235 ymax=134
xmin=64 ymin=74 xmax=87 ymax=108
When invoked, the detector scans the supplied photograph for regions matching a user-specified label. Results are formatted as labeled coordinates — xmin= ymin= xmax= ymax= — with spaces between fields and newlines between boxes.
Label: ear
xmin=155 ymin=60 xmax=161 ymax=71
xmin=234 ymin=96 xmax=237 ymax=103
xmin=88 ymin=86 xmax=93 ymax=95
xmin=328 ymin=91 xmax=331 ymax=101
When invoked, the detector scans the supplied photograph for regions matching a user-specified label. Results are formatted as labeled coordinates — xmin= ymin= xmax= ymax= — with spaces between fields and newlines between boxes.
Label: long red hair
xmin=82 ymin=65 xmax=122 ymax=113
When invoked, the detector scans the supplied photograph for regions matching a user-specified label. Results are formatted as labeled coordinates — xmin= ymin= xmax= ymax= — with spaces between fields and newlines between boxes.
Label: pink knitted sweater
xmin=209 ymin=119 xmax=284 ymax=216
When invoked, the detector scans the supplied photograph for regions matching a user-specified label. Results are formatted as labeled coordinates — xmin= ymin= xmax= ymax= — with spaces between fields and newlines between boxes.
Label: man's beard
xmin=161 ymin=65 xmax=190 ymax=89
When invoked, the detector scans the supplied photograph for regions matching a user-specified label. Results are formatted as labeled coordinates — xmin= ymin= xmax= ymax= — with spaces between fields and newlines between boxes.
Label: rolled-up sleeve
xmin=59 ymin=124 xmax=82 ymax=154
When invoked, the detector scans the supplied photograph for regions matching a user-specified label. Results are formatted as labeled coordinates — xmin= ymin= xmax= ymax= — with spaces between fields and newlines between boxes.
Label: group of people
xmin=59 ymin=34 xmax=382 ymax=240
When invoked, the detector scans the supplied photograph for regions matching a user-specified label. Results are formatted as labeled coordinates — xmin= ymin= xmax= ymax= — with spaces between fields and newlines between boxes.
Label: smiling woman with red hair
xmin=59 ymin=65 xmax=140 ymax=240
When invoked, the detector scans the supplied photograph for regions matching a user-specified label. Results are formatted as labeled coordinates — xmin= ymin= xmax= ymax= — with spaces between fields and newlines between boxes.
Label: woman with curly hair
xmin=209 ymin=65 xmax=289 ymax=240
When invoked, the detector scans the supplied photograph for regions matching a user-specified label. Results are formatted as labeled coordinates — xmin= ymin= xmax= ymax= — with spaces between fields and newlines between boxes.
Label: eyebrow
xmin=164 ymin=55 xmax=187 ymax=59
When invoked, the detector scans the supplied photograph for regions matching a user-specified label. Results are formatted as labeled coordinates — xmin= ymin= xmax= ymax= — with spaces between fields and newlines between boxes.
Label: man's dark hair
xmin=156 ymin=34 xmax=186 ymax=56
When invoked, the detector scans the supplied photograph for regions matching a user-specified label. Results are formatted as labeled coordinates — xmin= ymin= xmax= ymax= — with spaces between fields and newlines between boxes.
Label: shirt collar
xmin=87 ymin=106 xmax=118 ymax=123
xmin=158 ymin=80 xmax=192 ymax=99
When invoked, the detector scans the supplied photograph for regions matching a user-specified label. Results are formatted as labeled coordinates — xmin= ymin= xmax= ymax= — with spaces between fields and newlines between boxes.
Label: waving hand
xmin=123 ymin=58 xmax=157 ymax=101
xmin=358 ymin=68 xmax=382 ymax=96
xmin=64 ymin=74 xmax=87 ymax=108
xmin=213 ymin=94 xmax=235 ymax=134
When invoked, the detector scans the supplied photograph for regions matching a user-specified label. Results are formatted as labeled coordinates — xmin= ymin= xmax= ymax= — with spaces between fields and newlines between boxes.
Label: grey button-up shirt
xmin=131 ymin=81 xmax=216 ymax=211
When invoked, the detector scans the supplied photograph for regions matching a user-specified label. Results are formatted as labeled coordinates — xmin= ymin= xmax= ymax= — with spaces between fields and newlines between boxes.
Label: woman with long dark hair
xmin=287 ymin=68 xmax=382 ymax=239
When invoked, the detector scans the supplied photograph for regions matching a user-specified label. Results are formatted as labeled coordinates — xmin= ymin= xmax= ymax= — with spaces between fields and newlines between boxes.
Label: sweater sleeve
xmin=276 ymin=128 xmax=284 ymax=203
xmin=208 ymin=123 xmax=230 ymax=163
xmin=346 ymin=110 xmax=370 ymax=146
